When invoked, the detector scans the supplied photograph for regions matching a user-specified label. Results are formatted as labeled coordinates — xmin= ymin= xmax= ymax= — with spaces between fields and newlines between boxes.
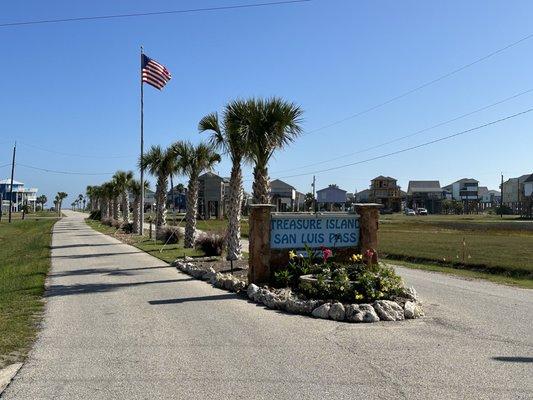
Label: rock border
xmin=174 ymin=260 xmax=424 ymax=323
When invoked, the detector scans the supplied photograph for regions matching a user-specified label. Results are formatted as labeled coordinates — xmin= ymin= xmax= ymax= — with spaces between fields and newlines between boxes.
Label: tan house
xmin=368 ymin=176 xmax=403 ymax=212
xmin=501 ymin=174 xmax=531 ymax=211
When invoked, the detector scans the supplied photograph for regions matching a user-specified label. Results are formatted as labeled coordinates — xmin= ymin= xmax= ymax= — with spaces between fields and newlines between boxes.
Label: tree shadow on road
xmin=50 ymin=243 xmax=121 ymax=250
xmin=53 ymin=251 xmax=141 ymax=259
xmin=148 ymin=293 xmax=239 ymax=305
xmin=45 ymin=277 xmax=194 ymax=297
xmin=492 ymin=356 xmax=533 ymax=363
xmin=50 ymin=265 xmax=173 ymax=277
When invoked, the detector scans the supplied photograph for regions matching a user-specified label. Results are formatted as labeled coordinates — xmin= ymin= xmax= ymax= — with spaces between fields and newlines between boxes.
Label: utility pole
xmin=8 ymin=142 xmax=16 ymax=223
xmin=500 ymin=173 xmax=504 ymax=218
xmin=312 ymin=175 xmax=316 ymax=213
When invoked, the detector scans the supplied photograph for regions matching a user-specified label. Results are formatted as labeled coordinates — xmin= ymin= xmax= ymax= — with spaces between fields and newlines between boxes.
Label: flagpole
xmin=139 ymin=45 xmax=145 ymax=235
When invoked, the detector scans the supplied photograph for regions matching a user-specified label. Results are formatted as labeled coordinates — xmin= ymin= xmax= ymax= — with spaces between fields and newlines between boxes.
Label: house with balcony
xmin=406 ymin=180 xmax=443 ymax=214
xmin=478 ymin=187 xmax=501 ymax=209
xmin=442 ymin=178 xmax=479 ymax=213
xmin=501 ymin=173 xmax=532 ymax=213
xmin=316 ymin=184 xmax=348 ymax=211
xmin=198 ymin=172 xmax=228 ymax=219
xmin=368 ymin=176 xmax=403 ymax=212
xmin=0 ymin=178 xmax=38 ymax=213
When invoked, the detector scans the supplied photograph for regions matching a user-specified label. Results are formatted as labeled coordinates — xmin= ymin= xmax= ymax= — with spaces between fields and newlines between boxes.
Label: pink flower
xmin=322 ymin=248 xmax=333 ymax=262
xmin=364 ymin=248 xmax=375 ymax=259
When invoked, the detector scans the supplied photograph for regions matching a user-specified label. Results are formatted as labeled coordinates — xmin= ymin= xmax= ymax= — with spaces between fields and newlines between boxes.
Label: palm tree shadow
xmin=148 ymin=293 xmax=238 ymax=305
xmin=45 ymin=277 xmax=194 ymax=297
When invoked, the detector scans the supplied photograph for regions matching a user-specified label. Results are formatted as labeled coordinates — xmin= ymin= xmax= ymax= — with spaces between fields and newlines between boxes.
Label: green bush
xmin=88 ymin=210 xmax=101 ymax=220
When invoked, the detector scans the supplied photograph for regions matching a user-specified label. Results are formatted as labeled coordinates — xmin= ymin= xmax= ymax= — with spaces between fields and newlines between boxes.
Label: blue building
xmin=0 ymin=178 xmax=39 ymax=213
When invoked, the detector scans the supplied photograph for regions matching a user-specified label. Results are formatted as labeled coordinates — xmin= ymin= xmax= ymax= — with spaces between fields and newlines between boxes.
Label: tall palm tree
xmin=100 ymin=182 xmax=114 ymax=219
xmin=57 ymin=192 xmax=68 ymax=215
xmin=199 ymin=105 xmax=248 ymax=260
xmin=236 ymin=97 xmax=303 ymax=203
xmin=113 ymin=170 xmax=134 ymax=223
xmin=140 ymin=145 xmax=176 ymax=236
xmin=129 ymin=178 xmax=149 ymax=235
xmin=77 ymin=194 xmax=84 ymax=211
xmin=173 ymin=141 xmax=221 ymax=248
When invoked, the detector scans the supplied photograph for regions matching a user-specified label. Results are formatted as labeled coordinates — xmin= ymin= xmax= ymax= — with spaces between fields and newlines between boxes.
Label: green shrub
xmin=120 ymin=222 xmax=134 ymax=234
xmin=194 ymin=233 xmax=225 ymax=256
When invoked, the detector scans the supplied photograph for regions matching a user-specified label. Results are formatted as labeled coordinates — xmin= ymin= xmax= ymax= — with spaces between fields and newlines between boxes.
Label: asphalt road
xmin=2 ymin=211 xmax=532 ymax=399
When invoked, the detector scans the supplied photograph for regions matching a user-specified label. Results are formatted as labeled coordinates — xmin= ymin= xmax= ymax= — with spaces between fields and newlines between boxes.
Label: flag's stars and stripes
xmin=141 ymin=54 xmax=171 ymax=90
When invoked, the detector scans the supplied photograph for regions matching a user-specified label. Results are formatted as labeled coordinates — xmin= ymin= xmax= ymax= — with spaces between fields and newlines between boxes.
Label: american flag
xmin=141 ymin=54 xmax=171 ymax=90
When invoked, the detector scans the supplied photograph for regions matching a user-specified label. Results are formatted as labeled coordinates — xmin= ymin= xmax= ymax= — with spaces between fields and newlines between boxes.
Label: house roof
xmin=478 ymin=186 xmax=489 ymax=196
xmin=371 ymin=175 xmax=396 ymax=182
xmin=0 ymin=179 xmax=23 ymax=185
xmin=443 ymin=178 xmax=479 ymax=189
xmin=199 ymin=171 xmax=224 ymax=181
xmin=524 ymin=174 xmax=533 ymax=183
xmin=317 ymin=185 xmax=347 ymax=194
xmin=407 ymin=180 xmax=441 ymax=194
xmin=270 ymin=179 xmax=296 ymax=190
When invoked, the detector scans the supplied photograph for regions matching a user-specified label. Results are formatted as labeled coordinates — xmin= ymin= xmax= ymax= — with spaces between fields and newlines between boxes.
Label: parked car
xmin=417 ymin=208 xmax=428 ymax=215
xmin=404 ymin=208 xmax=416 ymax=216
xmin=380 ymin=208 xmax=393 ymax=215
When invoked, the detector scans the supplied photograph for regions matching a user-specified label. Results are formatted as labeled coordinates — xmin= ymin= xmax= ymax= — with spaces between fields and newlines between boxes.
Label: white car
xmin=405 ymin=208 xmax=416 ymax=216
xmin=417 ymin=208 xmax=428 ymax=215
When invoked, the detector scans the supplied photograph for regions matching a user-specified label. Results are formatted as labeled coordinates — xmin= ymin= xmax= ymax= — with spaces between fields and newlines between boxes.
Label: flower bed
xmin=173 ymin=247 xmax=424 ymax=323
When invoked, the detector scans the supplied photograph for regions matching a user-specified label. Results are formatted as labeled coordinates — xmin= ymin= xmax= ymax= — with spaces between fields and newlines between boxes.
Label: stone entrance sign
xmin=270 ymin=213 xmax=359 ymax=249
xmin=248 ymin=203 xmax=382 ymax=285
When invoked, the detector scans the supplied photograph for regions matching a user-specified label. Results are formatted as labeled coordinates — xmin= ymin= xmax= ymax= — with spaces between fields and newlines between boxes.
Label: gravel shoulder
xmin=3 ymin=211 xmax=532 ymax=399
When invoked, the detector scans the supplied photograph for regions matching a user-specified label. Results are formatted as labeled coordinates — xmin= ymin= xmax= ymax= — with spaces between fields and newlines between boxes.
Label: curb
xmin=0 ymin=363 xmax=23 ymax=395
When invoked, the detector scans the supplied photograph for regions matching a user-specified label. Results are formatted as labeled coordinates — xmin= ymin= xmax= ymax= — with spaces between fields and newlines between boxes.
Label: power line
xmin=0 ymin=163 xmax=11 ymax=169
xmin=17 ymin=162 xmax=114 ymax=176
xmin=271 ymin=88 xmax=533 ymax=174
xmin=304 ymin=31 xmax=533 ymax=136
xmin=272 ymin=107 xmax=533 ymax=180
xmin=0 ymin=0 xmax=311 ymax=28
xmin=18 ymin=141 xmax=136 ymax=159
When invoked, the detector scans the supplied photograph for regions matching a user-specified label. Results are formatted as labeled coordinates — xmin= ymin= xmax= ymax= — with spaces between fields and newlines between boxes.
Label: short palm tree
xmin=57 ymin=192 xmax=68 ymax=215
xmin=129 ymin=178 xmax=149 ymax=235
xmin=199 ymin=105 xmax=248 ymax=260
xmin=140 ymin=145 xmax=177 ymax=236
xmin=113 ymin=170 xmax=134 ymax=223
xmin=173 ymin=141 xmax=221 ymax=248
xmin=77 ymin=194 xmax=84 ymax=211
xmin=237 ymin=97 xmax=303 ymax=203
xmin=36 ymin=194 xmax=47 ymax=211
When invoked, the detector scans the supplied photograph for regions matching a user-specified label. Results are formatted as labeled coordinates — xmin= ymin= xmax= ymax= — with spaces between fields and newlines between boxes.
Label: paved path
xmin=3 ymin=211 xmax=532 ymax=399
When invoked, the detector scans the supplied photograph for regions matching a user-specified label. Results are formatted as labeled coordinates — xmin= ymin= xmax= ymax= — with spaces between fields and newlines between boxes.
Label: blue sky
xmin=1 ymin=0 xmax=532 ymax=206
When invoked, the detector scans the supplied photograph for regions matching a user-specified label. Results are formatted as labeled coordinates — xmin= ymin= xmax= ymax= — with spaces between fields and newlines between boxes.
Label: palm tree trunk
xmin=100 ymin=198 xmax=108 ymax=219
xmin=121 ymin=190 xmax=129 ymax=223
xmin=112 ymin=197 xmax=119 ymax=220
xmin=226 ymin=163 xmax=243 ymax=260
xmin=155 ymin=175 xmax=168 ymax=236
xmin=252 ymin=165 xmax=270 ymax=204
xmin=184 ymin=174 xmax=199 ymax=248
xmin=132 ymin=196 xmax=140 ymax=234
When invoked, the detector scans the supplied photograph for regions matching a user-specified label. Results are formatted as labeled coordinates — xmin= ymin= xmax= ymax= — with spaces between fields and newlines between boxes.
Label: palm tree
xmin=36 ymin=194 xmax=47 ymax=211
xmin=140 ymin=145 xmax=176 ymax=236
xmin=113 ymin=170 xmax=134 ymax=223
xmin=173 ymin=141 xmax=221 ymax=248
xmin=99 ymin=182 xmax=114 ymax=219
xmin=57 ymin=192 xmax=68 ymax=215
xmin=129 ymin=178 xmax=149 ymax=235
xmin=236 ymin=97 xmax=303 ymax=203
xmin=77 ymin=194 xmax=84 ymax=211
xmin=199 ymin=105 xmax=248 ymax=260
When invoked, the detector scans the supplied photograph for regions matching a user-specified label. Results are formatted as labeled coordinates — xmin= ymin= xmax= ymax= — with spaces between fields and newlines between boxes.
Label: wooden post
xmin=355 ymin=203 xmax=382 ymax=258
xmin=248 ymin=204 xmax=274 ymax=285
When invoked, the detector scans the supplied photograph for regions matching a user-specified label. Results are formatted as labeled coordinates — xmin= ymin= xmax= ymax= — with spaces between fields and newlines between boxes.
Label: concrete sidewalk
xmin=3 ymin=210 xmax=532 ymax=399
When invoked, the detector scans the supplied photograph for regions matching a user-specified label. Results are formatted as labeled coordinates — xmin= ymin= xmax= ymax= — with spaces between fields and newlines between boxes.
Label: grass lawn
xmin=0 ymin=218 xmax=57 ymax=368
xmin=1 ymin=210 xmax=62 ymax=220
xmin=163 ymin=217 xmax=250 ymax=238
xmin=85 ymin=219 xmax=205 ymax=263
xmin=378 ymin=214 xmax=533 ymax=281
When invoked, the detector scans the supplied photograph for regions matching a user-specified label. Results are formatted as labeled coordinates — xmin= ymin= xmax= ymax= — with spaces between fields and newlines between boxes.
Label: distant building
xmin=501 ymin=174 xmax=531 ymax=212
xmin=354 ymin=189 xmax=371 ymax=203
xmin=129 ymin=188 xmax=156 ymax=212
xmin=316 ymin=184 xmax=347 ymax=211
xmin=198 ymin=172 xmax=228 ymax=219
xmin=0 ymin=178 xmax=38 ymax=213
xmin=525 ymin=174 xmax=533 ymax=197
xmin=270 ymin=179 xmax=299 ymax=212
xmin=478 ymin=187 xmax=500 ymax=209
xmin=166 ymin=186 xmax=187 ymax=212
xmin=442 ymin=178 xmax=479 ymax=213
xmin=368 ymin=176 xmax=403 ymax=212
xmin=406 ymin=180 xmax=443 ymax=213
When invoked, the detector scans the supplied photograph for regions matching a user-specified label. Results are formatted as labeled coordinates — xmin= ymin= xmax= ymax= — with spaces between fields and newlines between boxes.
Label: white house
xmin=0 ymin=178 xmax=38 ymax=213
xmin=316 ymin=184 xmax=347 ymax=211
xmin=270 ymin=179 xmax=300 ymax=211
